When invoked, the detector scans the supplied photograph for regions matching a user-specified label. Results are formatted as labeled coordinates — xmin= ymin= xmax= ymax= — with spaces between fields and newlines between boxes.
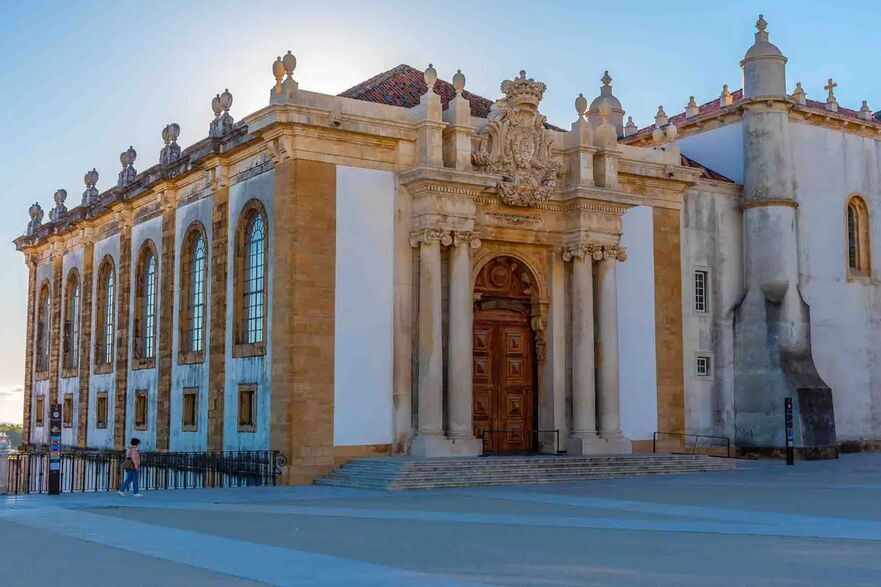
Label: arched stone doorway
xmin=472 ymin=256 xmax=538 ymax=454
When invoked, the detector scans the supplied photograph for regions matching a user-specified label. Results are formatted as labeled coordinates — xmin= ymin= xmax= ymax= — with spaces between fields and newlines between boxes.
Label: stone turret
xmin=587 ymin=71 xmax=625 ymax=137
xmin=735 ymin=15 xmax=836 ymax=457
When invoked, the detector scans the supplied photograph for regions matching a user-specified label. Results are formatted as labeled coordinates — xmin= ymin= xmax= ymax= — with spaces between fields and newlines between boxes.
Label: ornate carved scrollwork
xmin=562 ymin=243 xmax=627 ymax=262
xmin=409 ymin=228 xmax=452 ymax=248
xmin=472 ymin=71 xmax=563 ymax=208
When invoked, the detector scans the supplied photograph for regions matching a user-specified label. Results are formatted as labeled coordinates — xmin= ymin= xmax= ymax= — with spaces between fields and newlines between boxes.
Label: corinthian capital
xmin=409 ymin=228 xmax=452 ymax=248
xmin=600 ymin=245 xmax=627 ymax=262
xmin=452 ymin=231 xmax=482 ymax=250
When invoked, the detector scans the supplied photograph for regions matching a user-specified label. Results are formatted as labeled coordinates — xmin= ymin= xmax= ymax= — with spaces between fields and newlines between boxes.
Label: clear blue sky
xmin=0 ymin=0 xmax=878 ymax=423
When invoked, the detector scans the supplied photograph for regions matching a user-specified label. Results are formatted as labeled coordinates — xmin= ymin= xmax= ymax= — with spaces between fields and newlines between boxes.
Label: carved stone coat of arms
xmin=472 ymin=71 xmax=563 ymax=207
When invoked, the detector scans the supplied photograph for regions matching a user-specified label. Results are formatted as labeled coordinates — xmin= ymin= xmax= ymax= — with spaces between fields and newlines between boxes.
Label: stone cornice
xmin=742 ymin=198 xmax=798 ymax=210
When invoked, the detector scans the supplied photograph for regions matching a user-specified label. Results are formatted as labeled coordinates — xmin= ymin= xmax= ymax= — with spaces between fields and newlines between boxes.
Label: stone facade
xmin=14 ymin=16 xmax=881 ymax=484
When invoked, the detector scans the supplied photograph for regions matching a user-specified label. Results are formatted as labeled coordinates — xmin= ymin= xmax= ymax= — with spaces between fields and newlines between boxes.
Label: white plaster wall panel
xmin=617 ymin=205 xmax=658 ymax=441
xmin=126 ymin=216 xmax=162 ymax=449
xmin=224 ymin=170 xmax=274 ymax=451
xmin=29 ymin=259 xmax=54 ymax=445
xmin=170 ymin=197 xmax=213 ymax=452
xmin=333 ymin=166 xmax=395 ymax=446
xmin=791 ymin=122 xmax=881 ymax=439
xmin=677 ymin=122 xmax=744 ymax=184
xmin=58 ymin=247 xmax=84 ymax=446
xmin=679 ymin=186 xmax=742 ymax=439
xmin=88 ymin=233 xmax=120 ymax=449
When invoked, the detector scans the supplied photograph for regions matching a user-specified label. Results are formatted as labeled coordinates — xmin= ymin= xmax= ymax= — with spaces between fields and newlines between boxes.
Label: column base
xmin=409 ymin=434 xmax=454 ymax=457
xmin=568 ymin=433 xmax=632 ymax=455
xmin=447 ymin=436 xmax=484 ymax=456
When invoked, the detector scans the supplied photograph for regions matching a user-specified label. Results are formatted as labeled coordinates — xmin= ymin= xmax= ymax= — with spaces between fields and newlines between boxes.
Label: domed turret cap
xmin=743 ymin=15 xmax=786 ymax=62
xmin=588 ymin=71 xmax=622 ymax=112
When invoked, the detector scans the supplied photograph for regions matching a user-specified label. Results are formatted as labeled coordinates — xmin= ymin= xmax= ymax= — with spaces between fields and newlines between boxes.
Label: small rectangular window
xmin=694 ymin=270 xmax=708 ymax=313
xmin=63 ymin=394 xmax=73 ymax=428
xmin=35 ymin=396 xmax=45 ymax=427
xmin=182 ymin=388 xmax=198 ymax=432
xmin=134 ymin=390 xmax=148 ymax=431
xmin=237 ymin=384 xmax=256 ymax=432
xmin=696 ymin=355 xmax=712 ymax=378
xmin=96 ymin=392 xmax=108 ymax=429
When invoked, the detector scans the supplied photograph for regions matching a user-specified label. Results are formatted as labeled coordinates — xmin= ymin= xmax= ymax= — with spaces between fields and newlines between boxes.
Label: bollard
xmin=784 ymin=398 xmax=795 ymax=466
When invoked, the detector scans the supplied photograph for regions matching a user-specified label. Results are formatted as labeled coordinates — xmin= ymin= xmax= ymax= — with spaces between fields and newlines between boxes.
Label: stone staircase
xmin=315 ymin=454 xmax=736 ymax=490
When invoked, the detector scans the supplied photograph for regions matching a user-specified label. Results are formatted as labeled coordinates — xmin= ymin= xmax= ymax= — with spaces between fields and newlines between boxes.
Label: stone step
xmin=316 ymin=454 xmax=736 ymax=490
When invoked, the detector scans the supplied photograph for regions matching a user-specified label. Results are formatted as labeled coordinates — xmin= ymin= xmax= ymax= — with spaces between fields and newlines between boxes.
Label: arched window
xmin=180 ymin=225 xmax=207 ymax=357
xmin=134 ymin=242 xmax=158 ymax=363
xmin=95 ymin=258 xmax=115 ymax=368
xmin=35 ymin=282 xmax=50 ymax=374
xmin=234 ymin=202 xmax=268 ymax=354
xmin=846 ymin=196 xmax=871 ymax=276
xmin=63 ymin=271 xmax=80 ymax=371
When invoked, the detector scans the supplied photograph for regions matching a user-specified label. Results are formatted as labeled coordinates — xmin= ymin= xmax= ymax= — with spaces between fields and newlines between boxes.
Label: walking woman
xmin=118 ymin=437 xmax=143 ymax=497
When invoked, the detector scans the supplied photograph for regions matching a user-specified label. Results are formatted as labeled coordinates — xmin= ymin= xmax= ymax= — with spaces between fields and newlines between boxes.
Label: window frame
xmin=845 ymin=195 xmax=872 ymax=279
xmin=233 ymin=201 xmax=269 ymax=358
xmin=35 ymin=281 xmax=51 ymax=379
xmin=35 ymin=395 xmax=45 ymax=428
xmin=237 ymin=383 xmax=257 ymax=433
xmin=132 ymin=241 xmax=158 ymax=370
xmin=95 ymin=258 xmax=116 ymax=374
xmin=693 ymin=269 xmax=709 ymax=314
xmin=695 ymin=354 xmax=712 ymax=379
xmin=134 ymin=389 xmax=148 ymax=431
xmin=62 ymin=393 xmax=73 ymax=428
xmin=181 ymin=387 xmax=199 ymax=432
xmin=62 ymin=269 xmax=80 ymax=377
xmin=178 ymin=223 xmax=208 ymax=364
xmin=95 ymin=391 xmax=108 ymax=429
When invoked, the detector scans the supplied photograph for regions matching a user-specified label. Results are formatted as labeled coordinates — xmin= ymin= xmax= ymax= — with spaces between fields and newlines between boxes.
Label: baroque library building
xmin=15 ymin=16 xmax=881 ymax=483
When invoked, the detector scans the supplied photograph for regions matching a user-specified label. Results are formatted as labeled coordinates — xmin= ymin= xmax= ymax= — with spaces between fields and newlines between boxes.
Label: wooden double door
xmin=472 ymin=305 xmax=536 ymax=454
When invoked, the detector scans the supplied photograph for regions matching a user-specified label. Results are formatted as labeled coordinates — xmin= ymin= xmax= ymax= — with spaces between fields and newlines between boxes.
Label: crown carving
xmin=472 ymin=70 xmax=563 ymax=208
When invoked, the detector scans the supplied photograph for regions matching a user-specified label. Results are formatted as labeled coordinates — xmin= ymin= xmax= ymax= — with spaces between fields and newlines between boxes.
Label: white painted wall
xmin=29 ymin=259 xmax=54 ymax=445
xmin=59 ymin=248 xmax=84 ymax=446
xmin=677 ymin=122 xmax=744 ymax=184
xmin=333 ymin=166 xmax=395 ymax=446
xmin=88 ymin=234 xmax=120 ymax=449
xmin=224 ymin=169 xmax=274 ymax=451
xmin=791 ymin=122 xmax=881 ymax=440
xmin=617 ymin=206 xmax=658 ymax=441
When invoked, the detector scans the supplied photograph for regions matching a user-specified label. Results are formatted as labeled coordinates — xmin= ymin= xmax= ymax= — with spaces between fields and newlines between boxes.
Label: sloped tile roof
xmin=625 ymin=90 xmax=746 ymax=142
xmin=680 ymin=154 xmax=735 ymax=183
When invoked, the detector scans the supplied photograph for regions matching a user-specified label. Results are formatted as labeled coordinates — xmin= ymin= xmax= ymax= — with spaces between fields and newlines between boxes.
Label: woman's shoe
xmin=117 ymin=491 xmax=125 ymax=496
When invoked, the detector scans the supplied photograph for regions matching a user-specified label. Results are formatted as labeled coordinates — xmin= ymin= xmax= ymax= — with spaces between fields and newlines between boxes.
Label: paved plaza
xmin=3 ymin=455 xmax=881 ymax=586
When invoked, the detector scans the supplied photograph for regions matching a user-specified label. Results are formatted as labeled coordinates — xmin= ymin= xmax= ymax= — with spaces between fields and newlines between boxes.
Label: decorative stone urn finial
xmin=82 ymin=168 xmax=99 ymax=206
xmin=272 ymin=56 xmax=284 ymax=93
xmin=270 ymin=51 xmax=299 ymax=104
xmin=624 ymin=116 xmax=637 ymax=137
xmin=49 ymin=189 xmax=68 ymax=221
xmin=210 ymin=90 xmax=235 ymax=137
xmin=282 ymin=50 xmax=296 ymax=79
xmin=423 ymin=64 xmax=437 ymax=94
xmin=859 ymin=100 xmax=873 ymax=121
xmin=575 ymin=93 xmax=587 ymax=118
xmin=686 ymin=96 xmax=699 ymax=118
xmin=756 ymin=14 xmax=767 ymax=33
xmin=117 ymin=146 xmax=138 ymax=187
xmin=654 ymin=105 xmax=668 ymax=127
xmin=27 ymin=202 xmax=44 ymax=236
xmin=720 ymin=84 xmax=733 ymax=108
xmin=452 ymin=69 xmax=466 ymax=95
xmin=601 ymin=70 xmax=612 ymax=87
xmin=160 ymin=123 xmax=182 ymax=165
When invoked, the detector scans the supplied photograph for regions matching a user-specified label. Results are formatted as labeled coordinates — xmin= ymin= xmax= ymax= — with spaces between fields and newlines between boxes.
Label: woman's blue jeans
xmin=119 ymin=469 xmax=140 ymax=494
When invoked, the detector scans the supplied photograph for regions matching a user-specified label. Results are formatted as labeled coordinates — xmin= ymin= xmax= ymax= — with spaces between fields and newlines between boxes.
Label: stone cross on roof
xmin=824 ymin=78 xmax=838 ymax=112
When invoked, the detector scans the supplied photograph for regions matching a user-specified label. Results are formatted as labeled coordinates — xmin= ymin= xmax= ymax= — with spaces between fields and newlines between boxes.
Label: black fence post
xmin=784 ymin=397 xmax=795 ymax=466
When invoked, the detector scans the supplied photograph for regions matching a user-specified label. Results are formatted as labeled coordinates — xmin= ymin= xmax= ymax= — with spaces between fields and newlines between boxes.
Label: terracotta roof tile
xmin=680 ymin=154 xmax=735 ymax=183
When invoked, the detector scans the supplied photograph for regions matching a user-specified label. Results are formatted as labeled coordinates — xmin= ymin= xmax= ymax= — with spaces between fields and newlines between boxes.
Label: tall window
xmin=63 ymin=271 xmax=80 ymax=371
xmin=847 ymin=196 xmax=871 ymax=276
xmin=182 ymin=227 xmax=207 ymax=355
xmin=242 ymin=209 xmax=266 ymax=346
xmin=134 ymin=244 xmax=158 ymax=361
xmin=694 ymin=270 xmax=708 ymax=313
xmin=35 ymin=282 xmax=50 ymax=373
xmin=96 ymin=259 xmax=115 ymax=367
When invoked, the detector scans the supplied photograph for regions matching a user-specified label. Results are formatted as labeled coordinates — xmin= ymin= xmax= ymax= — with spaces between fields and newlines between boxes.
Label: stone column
xmin=410 ymin=229 xmax=452 ymax=456
xmin=595 ymin=247 xmax=631 ymax=453
xmin=446 ymin=232 xmax=482 ymax=456
xmin=564 ymin=245 xmax=603 ymax=454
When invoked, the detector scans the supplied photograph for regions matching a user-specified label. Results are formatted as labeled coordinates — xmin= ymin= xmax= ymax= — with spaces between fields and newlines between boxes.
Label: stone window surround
xmin=134 ymin=389 xmax=148 ymax=431
xmin=237 ymin=383 xmax=257 ymax=433
xmin=34 ymin=394 xmax=45 ymax=427
xmin=845 ymin=194 xmax=872 ymax=280
xmin=232 ymin=200 xmax=268 ymax=359
xmin=61 ymin=268 xmax=80 ymax=378
xmin=181 ymin=387 xmax=199 ymax=432
xmin=693 ymin=267 xmax=710 ymax=315
xmin=34 ymin=280 xmax=51 ymax=381
xmin=62 ymin=393 xmax=73 ymax=428
xmin=94 ymin=257 xmax=116 ymax=375
xmin=178 ymin=222 xmax=208 ymax=365
xmin=131 ymin=240 xmax=158 ymax=371
xmin=695 ymin=352 xmax=713 ymax=379
xmin=95 ymin=391 xmax=108 ymax=429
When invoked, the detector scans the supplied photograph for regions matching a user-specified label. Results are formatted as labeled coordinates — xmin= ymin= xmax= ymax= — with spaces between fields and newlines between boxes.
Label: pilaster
xmin=48 ymin=245 xmax=63 ymax=408
xmin=155 ymin=191 xmax=177 ymax=450
xmin=207 ymin=181 xmax=229 ymax=452
xmin=22 ymin=256 xmax=37 ymax=447
xmin=76 ymin=232 xmax=94 ymax=448
xmin=113 ymin=212 xmax=132 ymax=449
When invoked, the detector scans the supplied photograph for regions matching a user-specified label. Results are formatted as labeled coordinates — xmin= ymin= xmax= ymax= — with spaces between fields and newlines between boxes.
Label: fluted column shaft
xmin=596 ymin=254 xmax=623 ymax=438
xmin=447 ymin=233 xmax=479 ymax=439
